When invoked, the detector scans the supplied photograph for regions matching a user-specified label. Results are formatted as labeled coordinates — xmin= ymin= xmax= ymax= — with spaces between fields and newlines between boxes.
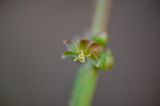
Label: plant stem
xmin=69 ymin=63 xmax=98 ymax=106
xmin=91 ymin=0 xmax=112 ymax=33
xmin=69 ymin=0 xmax=112 ymax=106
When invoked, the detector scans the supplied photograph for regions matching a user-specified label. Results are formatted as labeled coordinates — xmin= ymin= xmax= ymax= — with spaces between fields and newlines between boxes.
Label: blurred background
xmin=0 ymin=0 xmax=160 ymax=106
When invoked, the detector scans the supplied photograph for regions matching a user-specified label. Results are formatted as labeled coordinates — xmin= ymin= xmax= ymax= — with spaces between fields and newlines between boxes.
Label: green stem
xmin=91 ymin=0 xmax=112 ymax=33
xmin=69 ymin=63 xmax=98 ymax=106
xmin=69 ymin=0 xmax=112 ymax=106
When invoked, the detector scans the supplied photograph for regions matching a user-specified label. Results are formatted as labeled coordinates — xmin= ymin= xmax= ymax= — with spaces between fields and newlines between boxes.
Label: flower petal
xmin=79 ymin=38 xmax=90 ymax=50
xmin=99 ymin=49 xmax=114 ymax=70
xmin=87 ymin=42 xmax=102 ymax=55
xmin=93 ymin=32 xmax=108 ymax=47
xmin=89 ymin=53 xmax=100 ymax=67
xmin=63 ymin=39 xmax=78 ymax=52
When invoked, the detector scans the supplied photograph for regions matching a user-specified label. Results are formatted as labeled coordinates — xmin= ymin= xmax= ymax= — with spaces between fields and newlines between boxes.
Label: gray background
xmin=0 ymin=0 xmax=160 ymax=106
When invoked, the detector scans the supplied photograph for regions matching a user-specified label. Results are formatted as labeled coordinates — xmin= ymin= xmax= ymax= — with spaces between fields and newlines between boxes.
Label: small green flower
xmin=62 ymin=32 xmax=114 ymax=70
xmin=62 ymin=38 xmax=103 ymax=67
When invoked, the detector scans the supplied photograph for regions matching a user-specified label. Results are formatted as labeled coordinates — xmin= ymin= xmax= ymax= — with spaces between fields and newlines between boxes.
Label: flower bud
xmin=99 ymin=49 xmax=114 ymax=70
xmin=93 ymin=32 xmax=108 ymax=47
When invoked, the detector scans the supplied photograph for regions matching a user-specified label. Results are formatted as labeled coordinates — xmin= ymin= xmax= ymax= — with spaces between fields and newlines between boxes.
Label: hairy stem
xmin=69 ymin=0 xmax=112 ymax=106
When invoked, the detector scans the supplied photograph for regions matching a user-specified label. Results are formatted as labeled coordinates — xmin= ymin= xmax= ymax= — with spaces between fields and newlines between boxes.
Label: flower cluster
xmin=62 ymin=33 xmax=114 ymax=70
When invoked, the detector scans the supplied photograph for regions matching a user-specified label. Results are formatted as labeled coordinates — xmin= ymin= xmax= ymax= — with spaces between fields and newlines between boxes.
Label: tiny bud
xmin=93 ymin=32 xmax=108 ymax=47
xmin=99 ymin=49 xmax=114 ymax=71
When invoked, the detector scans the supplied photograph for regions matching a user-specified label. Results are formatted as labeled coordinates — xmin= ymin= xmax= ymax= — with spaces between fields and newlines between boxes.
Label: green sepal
xmin=99 ymin=49 xmax=114 ymax=71
xmin=63 ymin=51 xmax=78 ymax=57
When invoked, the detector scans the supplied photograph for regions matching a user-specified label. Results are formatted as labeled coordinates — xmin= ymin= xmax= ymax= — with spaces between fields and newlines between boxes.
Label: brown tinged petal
xmin=63 ymin=39 xmax=77 ymax=51
xmin=79 ymin=38 xmax=90 ymax=50
xmin=87 ymin=42 xmax=103 ymax=55
xmin=63 ymin=39 xmax=72 ymax=45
